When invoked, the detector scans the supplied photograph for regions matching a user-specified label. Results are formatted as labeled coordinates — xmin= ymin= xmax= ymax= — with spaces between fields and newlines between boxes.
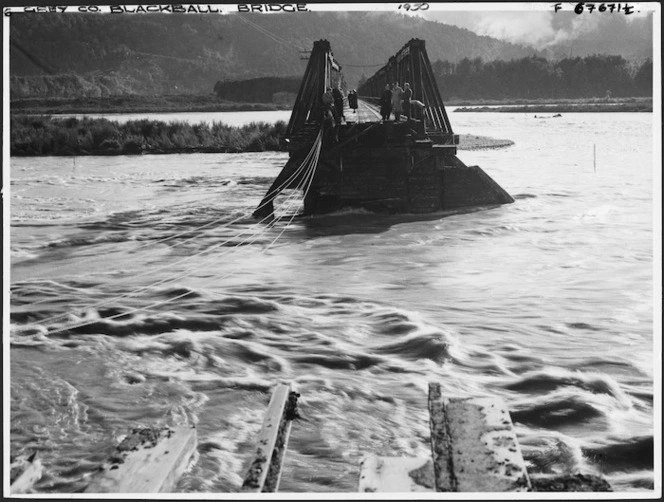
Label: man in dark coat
xmin=380 ymin=84 xmax=392 ymax=121
xmin=348 ymin=90 xmax=358 ymax=112
xmin=332 ymin=84 xmax=345 ymax=125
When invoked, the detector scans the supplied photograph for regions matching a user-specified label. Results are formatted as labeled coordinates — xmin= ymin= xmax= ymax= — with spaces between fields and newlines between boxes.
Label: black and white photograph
xmin=3 ymin=1 xmax=661 ymax=497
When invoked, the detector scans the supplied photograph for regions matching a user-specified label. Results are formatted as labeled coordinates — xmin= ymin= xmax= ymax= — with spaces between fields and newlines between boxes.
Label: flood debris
xmin=242 ymin=384 xmax=299 ymax=492
xmin=285 ymin=391 xmax=301 ymax=420
xmin=117 ymin=426 xmax=171 ymax=452
xmin=85 ymin=425 xmax=197 ymax=493
xmin=358 ymin=384 xmax=613 ymax=493
xmin=530 ymin=473 xmax=612 ymax=492
xmin=10 ymin=451 xmax=43 ymax=494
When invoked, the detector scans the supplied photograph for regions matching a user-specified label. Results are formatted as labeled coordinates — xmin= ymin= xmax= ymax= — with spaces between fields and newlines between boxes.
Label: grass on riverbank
xmin=10 ymin=94 xmax=291 ymax=115
xmin=10 ymin=115 xmax=288 ymax=156
xmin=12 ymin=94 xmax=653 ymax=115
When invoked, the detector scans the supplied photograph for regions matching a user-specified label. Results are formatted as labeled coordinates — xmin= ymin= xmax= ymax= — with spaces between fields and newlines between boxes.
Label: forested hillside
xmin=433 ymin=55 xmax=653 ymax=100
xmin=10 ymin=12 xmax=539 ymax=98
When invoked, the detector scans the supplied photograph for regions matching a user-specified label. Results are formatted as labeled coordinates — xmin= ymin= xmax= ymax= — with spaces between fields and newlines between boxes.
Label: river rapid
xmin=8 ymin=111 xmax=657 ymax=493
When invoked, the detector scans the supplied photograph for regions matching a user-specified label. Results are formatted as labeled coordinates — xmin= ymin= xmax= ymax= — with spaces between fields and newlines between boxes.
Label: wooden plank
xmin=10 ymin=452 xmax=43 ymax=494
xmin=242 ymin=384 xmax=299 ymax=492
xmin=428 ymin=384 xmax=531 ymax=492
xmin=358 ymin=455 xmax=434 ymax=492
xmin=85 ymin=425 xmax=197 ymax=493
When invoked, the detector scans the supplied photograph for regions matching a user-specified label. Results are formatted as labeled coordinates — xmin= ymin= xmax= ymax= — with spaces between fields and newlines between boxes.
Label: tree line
xmin=431 ymin=55 xmax=652 ymax=100
xmin=213 ymin=76 xmax=301 ymax=104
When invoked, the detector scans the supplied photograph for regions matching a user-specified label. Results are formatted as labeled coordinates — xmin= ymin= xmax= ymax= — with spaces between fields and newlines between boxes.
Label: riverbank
xmin=10 ymin=115 xmax=511 ymax=157
xmin=10 ymin=94 xmax=291 ymax=115
xmin=458 ymin=135 xmax=513 ymax=150
xmin=11 ymin=95 xmax=652 ymax=115
xmin=454 ymin=97 xmax=652 ymax=113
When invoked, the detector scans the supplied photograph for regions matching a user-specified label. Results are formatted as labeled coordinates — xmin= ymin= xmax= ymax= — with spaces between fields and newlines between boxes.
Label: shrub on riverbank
xmin=10 ymin=94 xmax=290 ymax=115
xmin=10 ymin=116 xmax=288 ymax=156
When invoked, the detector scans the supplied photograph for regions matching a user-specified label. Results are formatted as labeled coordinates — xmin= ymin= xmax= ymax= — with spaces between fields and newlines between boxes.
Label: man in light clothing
xmin=403 ymin=82 xmax=413 ymax=120
xmin=391 ymin=83 xmax=403 ymax=122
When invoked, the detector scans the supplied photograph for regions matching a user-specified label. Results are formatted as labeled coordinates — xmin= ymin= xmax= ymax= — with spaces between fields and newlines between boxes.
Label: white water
xmin=8 ymin=111 xmax=656 ymax=493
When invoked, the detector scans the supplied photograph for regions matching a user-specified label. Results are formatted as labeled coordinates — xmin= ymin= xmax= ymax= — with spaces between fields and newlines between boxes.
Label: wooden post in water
xmin=242 ymin=384 xmax=300 ymax=492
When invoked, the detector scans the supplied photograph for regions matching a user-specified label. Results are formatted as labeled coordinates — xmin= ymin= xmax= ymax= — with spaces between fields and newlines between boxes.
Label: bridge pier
xmin=254 ymin=38 xmax=514 ymax=218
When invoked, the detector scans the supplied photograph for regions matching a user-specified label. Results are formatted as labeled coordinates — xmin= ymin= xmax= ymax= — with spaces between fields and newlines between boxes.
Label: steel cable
xmin=15 ymin=130 xmax=323 ymax=334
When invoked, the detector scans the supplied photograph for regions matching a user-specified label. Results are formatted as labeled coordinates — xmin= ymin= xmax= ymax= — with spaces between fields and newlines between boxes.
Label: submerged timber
xmin=254 ymin=39 xmax=514 ymax=218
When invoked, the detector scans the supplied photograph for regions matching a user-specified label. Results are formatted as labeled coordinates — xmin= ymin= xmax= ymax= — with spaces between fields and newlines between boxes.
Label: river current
xmin=8 ymin=111 xmax=657 ymax=493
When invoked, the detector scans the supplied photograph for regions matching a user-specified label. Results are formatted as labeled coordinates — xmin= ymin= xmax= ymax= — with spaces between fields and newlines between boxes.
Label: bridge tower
xmin=286 ymin=40 xmax=342 ymax=139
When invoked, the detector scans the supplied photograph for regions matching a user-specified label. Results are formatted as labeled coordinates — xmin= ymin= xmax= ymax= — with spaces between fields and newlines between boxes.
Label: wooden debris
xmin=428 ymin=384 xmax=531 ymax=492
xmin=530 ymin=473 xmax=613 ymax=492
xmin=242 ymin=384 xmax=299 ymax=492
xmin=10 ymin=452 xmax=43 ymax=494
xmin=85 ymin=425 xmax=197 ymax=493
xmin=359 ymin=456 xmax=434 ymax=492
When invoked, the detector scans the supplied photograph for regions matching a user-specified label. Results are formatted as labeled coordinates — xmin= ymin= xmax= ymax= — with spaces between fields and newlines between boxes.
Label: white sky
xmin=416 ymin=8 xmax=653 ymax=47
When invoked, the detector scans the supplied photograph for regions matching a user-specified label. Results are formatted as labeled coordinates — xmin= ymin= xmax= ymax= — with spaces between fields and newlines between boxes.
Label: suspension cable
xmin=16 ymin=130 xmax=324 ymax=333
xmin=12 ymin=148 xmax=314 ymax=311
xmin=17 ymin=146 xmax=313 ymax=286
xmin=37 ymin=132 xmax=322 ymax=338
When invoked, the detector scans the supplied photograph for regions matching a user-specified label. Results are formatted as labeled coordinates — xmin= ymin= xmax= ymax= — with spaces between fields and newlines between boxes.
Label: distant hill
xmin=10 ymin=12 xmax=543 ymax=98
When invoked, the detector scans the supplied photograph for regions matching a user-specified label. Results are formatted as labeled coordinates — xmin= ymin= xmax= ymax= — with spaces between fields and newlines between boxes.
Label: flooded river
xmin=8 ymin=110 xmax=656 ymax=493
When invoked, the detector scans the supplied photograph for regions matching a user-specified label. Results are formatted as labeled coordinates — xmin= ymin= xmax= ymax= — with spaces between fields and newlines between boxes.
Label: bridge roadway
xmin=341 ymin=98 xmax=382 ymax=124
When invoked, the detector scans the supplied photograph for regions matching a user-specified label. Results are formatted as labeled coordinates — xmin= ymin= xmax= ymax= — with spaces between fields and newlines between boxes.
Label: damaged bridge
xmin=253 ymin=38 xmax=514 ymax=219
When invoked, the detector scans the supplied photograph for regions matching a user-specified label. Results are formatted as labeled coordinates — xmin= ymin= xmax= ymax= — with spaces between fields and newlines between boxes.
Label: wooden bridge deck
xmin=343 ymin=98 xmax=382 ymax=124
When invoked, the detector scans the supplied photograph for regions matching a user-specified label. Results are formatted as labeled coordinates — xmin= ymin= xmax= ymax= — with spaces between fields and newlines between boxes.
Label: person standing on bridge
xmin=332 ymin=83 xmax=345 ymax=125
xmin=348 ymin=89 xmax=358 ymax=116
xmin=380 ymin=84 xmax=392 ymax=121
xmin=403 ymin=82 xmax=413 ymax=121
xmin=322 ymin=87 xmax=338 ymax=142
xmin=322 ymin=87 xmax=336 ymax=121
xmin=392 ymin=82 xmax=404 ymax=122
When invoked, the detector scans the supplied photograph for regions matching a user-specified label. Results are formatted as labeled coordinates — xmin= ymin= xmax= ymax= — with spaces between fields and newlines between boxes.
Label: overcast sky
xmin=417 ymin=9 xmax=652 ymax=48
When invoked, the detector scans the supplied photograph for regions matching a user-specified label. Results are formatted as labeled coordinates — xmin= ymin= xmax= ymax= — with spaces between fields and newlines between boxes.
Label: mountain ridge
xmin=10 ymin=12 xmax=543 ymax=97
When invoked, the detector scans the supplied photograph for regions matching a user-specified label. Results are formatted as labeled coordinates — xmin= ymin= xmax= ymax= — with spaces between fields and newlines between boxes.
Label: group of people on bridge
xmin=380 ymin=82 xmax=424 ymax=123
xmin=320 ymin=81 xmax=424 ymax=142
xmin=322 ymin=84 xmax=359 ymax=128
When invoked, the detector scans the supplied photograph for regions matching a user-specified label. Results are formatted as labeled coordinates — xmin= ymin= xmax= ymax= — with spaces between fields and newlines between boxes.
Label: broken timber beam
xmin=428 ymin=384 xmax=531 ymax=492
xmin=242 ymin=383 xmax=300 ymax=492
xmin=85 ymin=425 xmax=197 ymax=493
xmin=10 ymin=452 xmax=43 ymax=494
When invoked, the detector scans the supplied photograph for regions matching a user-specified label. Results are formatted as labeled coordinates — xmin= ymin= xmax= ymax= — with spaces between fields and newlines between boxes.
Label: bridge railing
xmin=358 ymin=39 xmax=453 ymax=135
xmin=286 ymin=40 xmax=343 ymax=139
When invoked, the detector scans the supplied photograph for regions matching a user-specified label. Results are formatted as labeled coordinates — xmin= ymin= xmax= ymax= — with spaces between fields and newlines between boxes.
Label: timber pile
xmin=10 ymin=383 xmax=611 ymax=494
xmin=358 ymin=383 xmax=612 ymax=493
xmin=84 ymin=425 xmax=197 ymax=493
xmin=242 ymin=384 xmax=301 ymax=492
xmin=10 ymin=452 xmax=43 ymax=494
